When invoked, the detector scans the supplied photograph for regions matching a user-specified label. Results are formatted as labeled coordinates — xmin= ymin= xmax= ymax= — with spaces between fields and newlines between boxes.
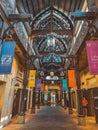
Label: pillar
xmin=64 ymin=91 xmax=67 ymax=109
xmin=56 ymin=90 xmax=59 ymax=106
xmin=17 ymin=88 xmax=28 ymax=124
xmin=26 ymin=88 xmax=30 ymax=110
xmin=37 ymin=90 xmax=40 ymax=109
xmin=75 ymin=56 xmax=86 ymax=125
xmin=68 ymin=88 xmax=73 ymax=114
xmin=40 ymin=92 xmax=44 ymax=106
xmin=31 ymin=87 xmax=36 ymax=113
xmin=17 ymin=58 xmax=30 ymax=124
xmin=60 ymin=91 xmax=63 ymax=106
xmin=67 ymin=69 xmax=73 ymax=114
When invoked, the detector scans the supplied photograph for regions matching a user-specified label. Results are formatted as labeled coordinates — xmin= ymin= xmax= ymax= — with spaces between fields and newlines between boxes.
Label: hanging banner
xmin=41 ymin=83 xmax=44 ymax=92
xmin=68 ymin=70 xmax=76 ymax=87
xmin=86 ymin=40 xmax=98 ymax=74
xmin=36 ymin=78 xmax=41 ymax=90
xmin=59 ymin=83 xmax=63 ymax=92
xmin=45 ymin=85 xmax=48 ymax=91
xmin=28 ymin=70 xmax=36 ymax=87
xmin=62 ymin=79 xmax=68 ymax=91
xmin=0 ymin=41 xmax=16 ymax=74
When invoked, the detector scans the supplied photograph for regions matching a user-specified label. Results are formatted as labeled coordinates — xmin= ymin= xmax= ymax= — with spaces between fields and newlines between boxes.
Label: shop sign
xmin=86 ymin=40 xmax=98 ymax=74
xmin=0 ymin=41 xmax=16 ymax=74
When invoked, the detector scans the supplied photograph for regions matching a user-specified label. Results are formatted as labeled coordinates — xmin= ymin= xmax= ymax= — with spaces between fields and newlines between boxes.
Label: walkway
xmin=2 ymin=106 xmax=98 ymax=130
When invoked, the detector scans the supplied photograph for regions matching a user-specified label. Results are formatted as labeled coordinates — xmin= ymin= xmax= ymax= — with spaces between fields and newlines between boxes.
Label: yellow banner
xmin=28 ymin=70 xmax=36 ymax=87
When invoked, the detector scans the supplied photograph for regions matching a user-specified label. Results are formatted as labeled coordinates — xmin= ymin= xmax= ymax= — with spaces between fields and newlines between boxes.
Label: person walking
xmin=82 ymin=97 xmax=88 ymax=116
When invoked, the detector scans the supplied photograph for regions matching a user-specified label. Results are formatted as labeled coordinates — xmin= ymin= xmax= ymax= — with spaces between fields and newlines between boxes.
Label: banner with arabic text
xmin=62 ymin=79 xmax=68 ymax=91
xmin=28 ymin=70 xmax=36 ymax=87
xmin=68 ymin=70 xmax=76 ymax=87
xmin=36 ymin=78 xmax=41 ymax=90
xmin=0 ymin=41 xmax=16 ymax=74
xmin=86 ymin=40 xmax=98 ymax=74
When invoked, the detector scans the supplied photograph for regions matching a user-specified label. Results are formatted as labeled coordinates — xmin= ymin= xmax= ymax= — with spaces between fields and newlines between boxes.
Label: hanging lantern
xmin=50 ymin=71 xmax=54 ymax=76
xmin=47 ymin=35 xmax=55 ymax=47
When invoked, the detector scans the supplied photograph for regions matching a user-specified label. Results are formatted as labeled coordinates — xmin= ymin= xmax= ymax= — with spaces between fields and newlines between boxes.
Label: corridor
xmin=1 ymin=0 xmax=98 ymax=129
xmin=2 ymin=106 xmax=98 ymax=130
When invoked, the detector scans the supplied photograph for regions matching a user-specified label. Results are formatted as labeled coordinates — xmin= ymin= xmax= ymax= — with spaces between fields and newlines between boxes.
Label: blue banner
xmin=62 ymin=79 xmax=68 ymax=91
xmin=0 ymin=41 xmax=16 ymax=74
xmin=36 ymin=78 xmax=41 ymax=90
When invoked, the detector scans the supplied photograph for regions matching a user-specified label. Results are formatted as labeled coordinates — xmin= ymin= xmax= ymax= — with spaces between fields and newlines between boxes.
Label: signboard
xmin=28 ymin=70 xmax=36 ymax=87
xmin=68 ymin=70 xmax=76 ymax=87
xmin=0 ymin=41 xmax=16 ymax=74
xmin=86 ymin=40 xmax=98 ymax=74
xmin=62 ymin=79 xmax=68 ymax=91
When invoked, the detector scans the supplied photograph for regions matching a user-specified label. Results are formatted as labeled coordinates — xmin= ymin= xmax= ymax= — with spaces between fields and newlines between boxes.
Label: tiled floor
xmin=2 ymin=106 xmax=98 ymax=130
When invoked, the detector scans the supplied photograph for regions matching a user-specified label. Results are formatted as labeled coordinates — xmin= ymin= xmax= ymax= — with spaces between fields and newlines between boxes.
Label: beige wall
xmin=0 ymin=55 xmax=24 ymax=127
xmin=80 ymin=67 xmax=98 ymax=89
xmin=0 ymin=82 xmax=6 ymax=118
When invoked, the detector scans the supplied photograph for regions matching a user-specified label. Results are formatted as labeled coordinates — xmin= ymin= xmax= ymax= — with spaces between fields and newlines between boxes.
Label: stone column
xmin=17 ymin=88 xmax=28 ymax=124
xmin=64 ymin=91 xmax=67 ymax=109
xmin=68 ymin=88 xmax=73 ymax=114
xmin=75 ymin=57 xmax=83 ymax=115
xmin=60 ymin=91 xmax=63 ymax=106
xmin=40 ymin=92 xmax=44 ymax=106
xmin=31 ymin=87 xmax=36 ymax=113
xmin=17 ymin=58 xmax=30 ymax=124
xmin=66 ymin=68 xmax=73 ymax=114
xmin=37 ymin=90 xmax=40 ymax=109
xmin=56 ymin=90 xmax=59 ymax=106
xmin=26 ymin=88 xmax=30 ymax=110
xmin=75 ymin=56 xmax=86 ymax=126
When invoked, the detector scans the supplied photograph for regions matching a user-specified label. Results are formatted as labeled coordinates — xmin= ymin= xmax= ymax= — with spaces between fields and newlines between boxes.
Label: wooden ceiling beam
xmin=71 ymin=11 xmax=96 ymax=20
xmin=37 ymin=0 xmax=40 ymax=12
xmin=26 ymin=0 xmax=33 ymax=13
xmin=68 ymin=0 xmax=72 ymax=14
xmin=8 ymin=14 xmax=32 ymax=22
xmin=31 ymin=29 xmax=73 ymax=38
xmin=43 ymin=0 xmax=46 ymax=8
xmin=63 ymin=0 xmax=66 ymax=12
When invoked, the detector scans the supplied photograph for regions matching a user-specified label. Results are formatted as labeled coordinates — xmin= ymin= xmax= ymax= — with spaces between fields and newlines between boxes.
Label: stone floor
xmin=2 ymin=106 xmax=98 ymax=130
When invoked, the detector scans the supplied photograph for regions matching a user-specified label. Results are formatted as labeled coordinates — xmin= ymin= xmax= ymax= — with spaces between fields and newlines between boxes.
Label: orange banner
xmin=45 ymin=85 xmax=48 ymax=91
xmin=68 ymin=70 xmax=76 ymax=87
xmin=28 ymin=70 xmax=36 ymax=87
xmin=41 ymin=84 xmax=44 ymax=92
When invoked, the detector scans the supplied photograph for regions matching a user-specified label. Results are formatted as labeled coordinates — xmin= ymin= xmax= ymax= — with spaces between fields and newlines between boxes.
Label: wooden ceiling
xmin=16 ymin=0 xmax=86 ymax=80
xmin=17 ymin=0 xmax=84 ymax=17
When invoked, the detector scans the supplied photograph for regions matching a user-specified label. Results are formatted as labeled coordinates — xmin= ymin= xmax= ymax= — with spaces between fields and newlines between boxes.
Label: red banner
xmin=86 ymin=40 xmax=98 ymax=74
xmin=68 ymin=70 xmax=76 ymax=87
xmin=59 ymin=83 xmax=63 ymax=92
